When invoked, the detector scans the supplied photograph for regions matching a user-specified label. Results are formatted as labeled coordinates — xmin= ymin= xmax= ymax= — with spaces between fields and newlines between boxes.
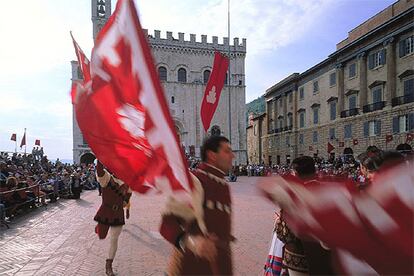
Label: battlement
xmin=143 ymin=29 xmax=246 ymax=53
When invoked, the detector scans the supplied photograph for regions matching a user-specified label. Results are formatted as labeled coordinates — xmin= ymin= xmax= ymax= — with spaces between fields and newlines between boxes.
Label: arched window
xmin=225 ymin=72 xmax=228 ymax=85
xmin=210 ymin=125 xmax=221 ymax=136
xmin=178 ymin=68 xmax=187 ymax=83
xmin=158 ymin=66 xmax=167 ymax=81
xmin=171 ymin=96 xmax=175 ymax=104
xmin=203 ymin=70 xmax=211 ymax=84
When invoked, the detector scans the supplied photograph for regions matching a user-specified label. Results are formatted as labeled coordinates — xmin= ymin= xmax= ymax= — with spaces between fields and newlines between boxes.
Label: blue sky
xmin=0 ymin=0 xmax=395 ymax=160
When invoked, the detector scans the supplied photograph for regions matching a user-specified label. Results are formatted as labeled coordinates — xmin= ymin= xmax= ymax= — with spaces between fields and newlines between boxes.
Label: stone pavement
xmin=0 ymin=177 xmax=275 ymax=276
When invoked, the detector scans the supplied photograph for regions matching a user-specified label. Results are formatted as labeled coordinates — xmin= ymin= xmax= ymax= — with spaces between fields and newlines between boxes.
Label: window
xmin=329 ymin=128 xmax=336 ymax=140
xmin=171 ymin=96 xmax=175 ymax=103
xmin=299 ymin=112 xmax=305 ymax=128
xmin=404 ymin=78 xmax=414 ymax=96
xmin=349 ymin=63 xmax=357 ymax=78
xmin=158 ymin=66 xmax=167 ymax=81
xmin=371 ymin=86 xmax=382 ymax=103
xmin=278 ymin=118 xmax=284 ymax=129
xmin=313 ymin=107 xmax=319 ymax=124
xmin=77 ymin=66 xmax=83 ymax=79
xmin=82 ymin=136 xmax=88 ymax=146
xmin=368 ymin=49 xmax=386 ymax=69
xmin=225 ymin=72 xmax=228 ymax=85
xmin=299 ymin=134 xmax=304 ymax=145
xmin=178 ymin=68 xmax=187 ymax=82
xmin=287 ymin=113 xmax=293 ymax=127
xmin=203 ymin=70 xmax=211 ymax=84
xmin=344 ymin=124 xmax=352 ymax=139
xmin=288 ymin=93 xmax=293 ymax=103
xmin=286 ymin=136 xmax=290 ymax=146
xmin=210 ymin=125 xmax=221 ymax=136
xmin=399 ymin=36 xmax=414 ymax=57
xmin=254 ymin=125 xmax=257 ymax=136
xmin=349 ymin=95 xmax=357 ymax=110
xmin=279 ymin=98 xmax=283 ymax=107
xmin=364 ymin=120 xmax=381 ymax=137
xmin=312 ymin=131 xmax=318 ymax=143
xmin=313 ymin=81 xmax=319 ymax=94
xmin=299 ymin=87 xmax=304 ymax=100
xmin=330 ymin=101 xmax=337 ymax=120
xmin=329 ymin=72 xmax=336 ymax=86
xmin=393 ymin=114 xmax=414 ymax=133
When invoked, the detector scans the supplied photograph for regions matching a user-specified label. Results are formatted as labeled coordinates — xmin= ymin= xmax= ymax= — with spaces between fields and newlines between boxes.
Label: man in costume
xmin=94 ymin=160 xmax=132 ymax=276
xmin=160 ymin=135 xmax=235 ymax=275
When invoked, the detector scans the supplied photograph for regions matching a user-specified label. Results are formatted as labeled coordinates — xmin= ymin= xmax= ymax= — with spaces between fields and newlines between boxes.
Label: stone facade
xmin=247 ymin=113 xmax=266 ymax=164
xmin=262 ymin=0 xmax=414 ymax=165
xmin=72 ymin=0 xmax=247 ymax=164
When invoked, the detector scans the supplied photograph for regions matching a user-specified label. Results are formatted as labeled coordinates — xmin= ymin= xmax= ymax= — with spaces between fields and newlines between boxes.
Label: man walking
xmin=160 ymin=135 xmax=235 ymax=275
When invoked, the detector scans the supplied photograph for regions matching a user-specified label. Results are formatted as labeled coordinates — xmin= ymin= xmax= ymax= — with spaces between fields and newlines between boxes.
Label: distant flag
xmin=406 ymin=133 xmax=413 ymax=143
xmin=70 ymin=32 xmax=91 ymax=104
xmin=353 ymin=139 xmax=359 ymax=145
xmin=386 ymin=134 xmax=393 ymax=143
xmin=35 ymin=139 xmax=41 ymax=146
xmin=10 ymin=133 xmax=16 ymax=141
xmin=20 ymin=131 xmax=26 ymax=148
xmin=327 ymin=142 xmax=335 ymax=153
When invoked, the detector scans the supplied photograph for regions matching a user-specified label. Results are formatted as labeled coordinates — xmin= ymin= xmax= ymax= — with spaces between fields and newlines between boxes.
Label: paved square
xmin=0 ymin=177 xmax=274 ymax=275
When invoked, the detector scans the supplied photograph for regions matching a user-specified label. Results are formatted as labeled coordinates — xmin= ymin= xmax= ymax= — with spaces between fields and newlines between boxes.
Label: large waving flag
xmin=259 ymin=161 xmax=414 ymax=275
xmin=72 ymin=0 xmax=192 ymax=199
xmin=200 ymin=52 xmax=229 ymax=132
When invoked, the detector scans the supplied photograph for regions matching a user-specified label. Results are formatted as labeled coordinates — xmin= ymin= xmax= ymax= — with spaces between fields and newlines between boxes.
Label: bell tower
xmin=91 ymin=0 xmax=111 ymax=41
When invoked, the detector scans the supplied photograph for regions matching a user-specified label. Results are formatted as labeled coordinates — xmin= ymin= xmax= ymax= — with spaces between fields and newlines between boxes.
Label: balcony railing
xmin=392 ymin=94 xmax=414 ymax=107
xmin=340 ymin=108 xmax=359 ymax=118
xmin=283 ymin=125 xmax=293 ymax=131
xmin=362 ymin=101 xmax=386 ymax=113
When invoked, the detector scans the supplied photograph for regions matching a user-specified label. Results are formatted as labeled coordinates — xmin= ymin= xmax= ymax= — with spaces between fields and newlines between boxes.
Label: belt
xmin=104 ymin=203 xmax=121 ymax=211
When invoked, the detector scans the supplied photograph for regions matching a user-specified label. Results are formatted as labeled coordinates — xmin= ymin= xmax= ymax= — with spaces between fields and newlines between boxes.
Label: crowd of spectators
xmin=0 ymin=151 xmax=98 ymax=228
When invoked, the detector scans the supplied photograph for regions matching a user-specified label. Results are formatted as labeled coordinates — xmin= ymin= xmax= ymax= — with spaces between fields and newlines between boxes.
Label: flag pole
xmin=227 ymin=0 xmax=231 ymax=143
xmin=24 ymin=128 xmax=27 ymax=155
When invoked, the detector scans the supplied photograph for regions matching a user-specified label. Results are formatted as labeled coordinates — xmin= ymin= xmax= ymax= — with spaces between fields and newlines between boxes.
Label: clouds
xmin=138 ymin=0 xmax=333 ymax=55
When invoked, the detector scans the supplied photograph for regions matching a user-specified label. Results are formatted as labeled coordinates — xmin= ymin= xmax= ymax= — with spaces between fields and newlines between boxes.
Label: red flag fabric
xmin=20 ymin=133 xmax=26 ymax=148
xmin=406 ymin=133 xmax=413 ymax=143
xmin=73 ymin=0 xmax=192 ymax=198
xmin=327 ymin=142 xmax=335 ymax=153
xmin=200 ymin=51 xmax=229 ymax=132
xmin=259 ymin=161 xmax=414 ymax=274
xmin=10 ymin=133 xmax=16 ymax=141
xmin=353 ymin=139 xmax=358 ymax=145
xmin=339 ymin=141 xmax=344 ymax=147
xmin=35 ymin=139 xmax=40 ymax=146
xmin=70 ymin=32 xmax=91 ymax=104
xmin=386 ymin=134 xmax=393 ymax=143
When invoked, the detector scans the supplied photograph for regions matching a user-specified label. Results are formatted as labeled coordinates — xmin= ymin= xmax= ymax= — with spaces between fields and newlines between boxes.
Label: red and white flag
xmin=200 ymin=52 xmax=229 ymax=132
xmin=70 ymin=32 xmax=91 ymax=104
xmin=20 ymin=132 xmax=26 ymax=148
xmin=259 ymin=161 xmax=414 ymax=274
xmin=10 ymin=133 xmax=16 ymax=141
xmin=73 ymin=0 xmax=192 ymax=198
xmin=35 ymin=139 xmax=41 ymax=146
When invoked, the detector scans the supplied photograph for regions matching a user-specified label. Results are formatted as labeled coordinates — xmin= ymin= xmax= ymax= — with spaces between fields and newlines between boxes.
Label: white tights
xmin=108 ymin=225 xmax=123 ymax=260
